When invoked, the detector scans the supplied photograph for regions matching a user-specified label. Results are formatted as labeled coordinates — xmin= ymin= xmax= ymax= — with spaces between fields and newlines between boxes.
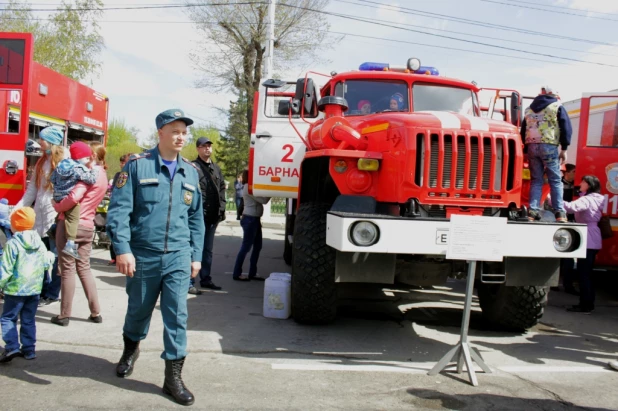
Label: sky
xmin=15 ymin=0 xmax=618 ymax=142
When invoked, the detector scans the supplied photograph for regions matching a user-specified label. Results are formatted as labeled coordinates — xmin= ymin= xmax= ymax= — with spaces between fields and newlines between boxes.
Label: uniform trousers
xmin=124 ymin=248 xmax=191 ymax=360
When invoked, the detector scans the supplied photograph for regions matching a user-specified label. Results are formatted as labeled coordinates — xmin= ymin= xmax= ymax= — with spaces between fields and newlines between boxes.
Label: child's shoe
xmin=0 ymin=348 xmax=22 ymax=363
xmin=62 ymin=241 xmax=80 ymax=259
xmin=22 ymin=350 xmax=36 ymax=360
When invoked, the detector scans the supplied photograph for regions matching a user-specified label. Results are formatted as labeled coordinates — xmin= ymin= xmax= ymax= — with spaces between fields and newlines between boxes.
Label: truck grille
xmin=415 ymin=133 xmax=516 ymax=195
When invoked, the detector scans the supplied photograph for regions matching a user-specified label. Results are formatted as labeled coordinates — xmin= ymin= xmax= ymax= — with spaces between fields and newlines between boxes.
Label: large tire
xmin=291 ymin=202 xmax=337 ymax=324
xmin=477 ymin=284 xmax=549 ymax=331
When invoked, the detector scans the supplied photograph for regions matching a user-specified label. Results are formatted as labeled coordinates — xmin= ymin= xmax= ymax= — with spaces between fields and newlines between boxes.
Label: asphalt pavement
xmin=1 ymin=217 xmax=618 ymax=411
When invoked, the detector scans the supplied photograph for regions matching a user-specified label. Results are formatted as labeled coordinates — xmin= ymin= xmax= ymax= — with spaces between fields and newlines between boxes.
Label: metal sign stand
xmin=428 ymin=260 xmax=492 ymax=386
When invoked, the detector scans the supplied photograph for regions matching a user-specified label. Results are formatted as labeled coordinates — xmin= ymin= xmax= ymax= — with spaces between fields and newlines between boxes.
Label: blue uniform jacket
xmin=106 ymin=146 xmax=205 ymax=262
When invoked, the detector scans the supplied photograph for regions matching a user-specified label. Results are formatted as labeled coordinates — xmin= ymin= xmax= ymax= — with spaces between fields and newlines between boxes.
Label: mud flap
xmin=335 ymin=251 xmax=395 ymax=284
xmin=505 ymin=257 xmax=560 ymax=287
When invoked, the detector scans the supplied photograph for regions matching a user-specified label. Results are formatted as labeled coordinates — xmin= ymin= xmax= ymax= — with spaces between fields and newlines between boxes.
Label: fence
xmin=226 ymin=197 xmax=286 ymax=215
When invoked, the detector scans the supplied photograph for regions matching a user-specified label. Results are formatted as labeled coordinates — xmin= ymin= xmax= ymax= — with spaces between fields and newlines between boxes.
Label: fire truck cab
xmin=0 ymin=33 xmax=108 ymax=205
xmin=252 ymin=59 xmax=587 ymax=331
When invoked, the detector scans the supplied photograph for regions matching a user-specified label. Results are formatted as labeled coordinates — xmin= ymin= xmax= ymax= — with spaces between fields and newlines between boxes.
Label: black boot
xmin=116 ymin=334 xmax=140 ymax=378
xmin=162 ymin=358 xmax=195 ymax=406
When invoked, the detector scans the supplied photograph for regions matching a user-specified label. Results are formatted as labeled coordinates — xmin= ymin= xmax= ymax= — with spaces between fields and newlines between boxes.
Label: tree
xmin=0 ymin=0 xmax=104 ymax=81
xmin=185 ymin=0 xmax=332 ymax=134
xmin=105 ymin=118 xmax=142 ymax=178
xmin=215 ymin=93 xmax=251 ymax=180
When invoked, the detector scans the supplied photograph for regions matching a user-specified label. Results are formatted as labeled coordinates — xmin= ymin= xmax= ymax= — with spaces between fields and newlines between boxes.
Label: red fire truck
xmin=251 ymin=59 xmax=587 ymax=331
xmin=0 ymin=32 xmax=109 ymax=205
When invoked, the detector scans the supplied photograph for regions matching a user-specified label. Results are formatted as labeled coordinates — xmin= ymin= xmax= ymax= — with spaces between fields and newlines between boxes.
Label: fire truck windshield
xmin=335 ymin=79 xmax=409 ymax=116
xmin=412 ymin=83 xmax=479 ymax=116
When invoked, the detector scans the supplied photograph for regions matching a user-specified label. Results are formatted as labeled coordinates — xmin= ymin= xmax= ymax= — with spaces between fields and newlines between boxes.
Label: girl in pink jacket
xmin=564 ymin=175 xmax=606 ymax=314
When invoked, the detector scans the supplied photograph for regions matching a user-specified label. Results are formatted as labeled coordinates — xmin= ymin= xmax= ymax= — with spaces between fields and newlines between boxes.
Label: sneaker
xmin=555 ymin=211 xmax=568 ymax=223
xmin=22 ymin=351 xmax=36 ymax=360
xmin=188 ymin=286 xmax=203 ymax=295
xmin=62 ymin=243 xmax=80 ymax=259
xmin=200 ymin=281 xmax=222 ymax=290
xmin=51 ymin=316 xmax=70 ymax=326
xmin=0 ymin=349 xmax=22 ymax=363
xmin=566 ymin=305 xmax=594 ymax=314
xmin=609 ymin=360 xmax=618 ymax=371
xmin=88 ymin=315 xmax=103 ymax=324
xmin=528 ymin=210 xmax=541 ymax=221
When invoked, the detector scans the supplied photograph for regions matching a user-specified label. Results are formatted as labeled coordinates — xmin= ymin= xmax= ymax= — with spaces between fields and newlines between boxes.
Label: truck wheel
xmin=477 ymin=283 xmax=548 ymax=331
xmin=292 ymin=202 xmax=337 ymax=324
xmin=283 ymin=213 xmax=294 ymax=266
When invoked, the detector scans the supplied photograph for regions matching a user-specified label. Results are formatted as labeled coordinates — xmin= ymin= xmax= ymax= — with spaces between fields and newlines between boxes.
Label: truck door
xmin=576 ymin=93 xmax=618 ymax=267
xmin=250 ymin=77 xmax=322 ymax=198
xmin=0 ymin=33 xmax=34 ymax=205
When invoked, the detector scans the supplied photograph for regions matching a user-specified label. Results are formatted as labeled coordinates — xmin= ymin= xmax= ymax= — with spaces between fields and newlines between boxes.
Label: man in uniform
xmin=106 ymin=109 xmax=205 ymax=406
xmin=188 ymin=136 xmax=226 ymax=295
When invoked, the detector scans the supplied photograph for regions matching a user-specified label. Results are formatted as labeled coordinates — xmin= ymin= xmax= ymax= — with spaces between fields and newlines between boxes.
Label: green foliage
xmin=106 ymin=140 xmax=143 ymax=180
xmin=0 ymin=0 xmax=104 ymax=81
xmin=107 ymin=118 xmax=139 ymax=147
xmin=215 ymin=94 xmax=250 ymax=181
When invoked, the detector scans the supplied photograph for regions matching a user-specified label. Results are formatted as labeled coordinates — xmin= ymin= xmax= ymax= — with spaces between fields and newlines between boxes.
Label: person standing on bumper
xmin=106 ymin=109 xmax=205 ymax=406
xmin=521 ymin=86 xmax=572 ymax=222
xmin=188 ymin=136 xmax=226 ymax=295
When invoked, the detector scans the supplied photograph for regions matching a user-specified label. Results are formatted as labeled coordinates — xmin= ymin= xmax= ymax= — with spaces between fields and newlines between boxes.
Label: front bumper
xmin=326 ymin=212 xmax=587 ymax=259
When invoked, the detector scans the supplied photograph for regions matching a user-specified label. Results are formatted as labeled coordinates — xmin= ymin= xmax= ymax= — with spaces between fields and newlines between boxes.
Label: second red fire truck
xmin=0 ymin=32 xmax=109 ymax=205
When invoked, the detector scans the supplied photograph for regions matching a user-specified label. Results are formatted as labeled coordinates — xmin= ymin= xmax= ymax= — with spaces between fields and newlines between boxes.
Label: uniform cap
xmin=195 ymin=137 xmax=213 ymax=147
xmin=40 ymin=126 xmax=64 ymax=146
xmin=70 ymin=141 xmax=92 ymax=161
xmin=11 ymin=207 xmax=35 ymax=232
xmin=156 ymin=109 xmax=194 ymax=130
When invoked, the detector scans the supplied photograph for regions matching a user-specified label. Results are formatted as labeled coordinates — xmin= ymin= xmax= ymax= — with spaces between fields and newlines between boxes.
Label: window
xmin=586 ymin=97 xmax=618 ymax=147
xmin=0 ymin=39 xmax=26 ymax=85
xmin=413 ymin=84 xmax=478 ymax=116
xmin=337 ymin=80 xmax=409 ymax=116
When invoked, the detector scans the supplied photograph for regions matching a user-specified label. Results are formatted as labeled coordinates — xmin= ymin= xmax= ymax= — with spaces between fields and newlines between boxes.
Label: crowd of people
xmin=0 ymin=109 xmax=272 ymax=406
xmin=0 ymin=89 xmax=616 ymax=408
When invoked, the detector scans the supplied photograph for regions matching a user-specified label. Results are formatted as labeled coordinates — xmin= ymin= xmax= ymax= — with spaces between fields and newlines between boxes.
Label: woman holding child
xmin=51 ymin=142 xmax=108 ymax=326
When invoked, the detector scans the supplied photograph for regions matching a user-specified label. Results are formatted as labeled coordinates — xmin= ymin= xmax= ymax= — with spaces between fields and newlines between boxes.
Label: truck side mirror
xmin=294 ymin=78 xmax=317 ymax=117
xmin=510 ymin=92 xmax=521 ymax=127
xmin=278 ymin=100 xmax=301 ymax=116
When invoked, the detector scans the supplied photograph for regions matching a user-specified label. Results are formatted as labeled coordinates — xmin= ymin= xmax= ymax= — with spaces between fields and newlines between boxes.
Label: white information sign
xmin=446 ymin=215 xmax=507 ymax=262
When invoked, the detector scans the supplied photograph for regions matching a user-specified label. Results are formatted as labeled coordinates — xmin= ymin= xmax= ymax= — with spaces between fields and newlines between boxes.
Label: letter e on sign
xmin=435 ymin=228 xmax=449 ymax=245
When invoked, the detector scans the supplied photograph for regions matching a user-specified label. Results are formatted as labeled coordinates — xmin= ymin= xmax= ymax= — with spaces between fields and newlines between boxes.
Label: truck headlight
xmin=553 ymin=228 xmax=573 ymax=252
xmin=350 ymin=221 xmax=379 ymax=246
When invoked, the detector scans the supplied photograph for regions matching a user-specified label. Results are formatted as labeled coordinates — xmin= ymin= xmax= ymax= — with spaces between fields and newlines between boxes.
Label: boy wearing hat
xmin=51 ymin=141 xmax=98 ymax=259
xmin=389 ymin=93 xmax=405 ymax=111
xmin=0 ymin=207 xmax=55 ymax=363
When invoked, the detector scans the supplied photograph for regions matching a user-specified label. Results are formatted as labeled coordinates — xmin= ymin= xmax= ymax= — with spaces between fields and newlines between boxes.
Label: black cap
xmin=195 ymin=137 xmax=213 ymax=147
xmin=155 ymin=108 xmax=194 ymax=130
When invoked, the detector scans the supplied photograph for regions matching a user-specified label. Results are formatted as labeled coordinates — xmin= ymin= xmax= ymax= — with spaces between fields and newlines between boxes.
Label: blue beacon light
xmin=358 ymin=61 xmax=439 ymax=75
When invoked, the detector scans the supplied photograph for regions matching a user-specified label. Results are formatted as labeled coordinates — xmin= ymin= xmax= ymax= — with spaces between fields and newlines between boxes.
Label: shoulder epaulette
xmin=182 ymin=157 xmax=199 ymax=170
xmin=129 ymin=152 xmax=151 ymax=161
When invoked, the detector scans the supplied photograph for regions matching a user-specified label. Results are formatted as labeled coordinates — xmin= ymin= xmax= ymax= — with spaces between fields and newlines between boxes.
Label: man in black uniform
xmin=188 ymin=136 xmax=226 ymax=294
